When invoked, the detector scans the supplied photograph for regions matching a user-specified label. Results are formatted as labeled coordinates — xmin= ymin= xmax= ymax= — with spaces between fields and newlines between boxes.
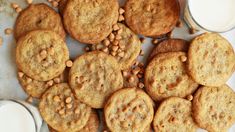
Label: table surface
xmin=0 ymin=0 xmax=234 ymax=132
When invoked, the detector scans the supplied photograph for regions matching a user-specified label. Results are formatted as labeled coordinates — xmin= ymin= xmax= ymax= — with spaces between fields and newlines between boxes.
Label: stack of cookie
xmin=12 ymin=0 xmax=235 ymax=132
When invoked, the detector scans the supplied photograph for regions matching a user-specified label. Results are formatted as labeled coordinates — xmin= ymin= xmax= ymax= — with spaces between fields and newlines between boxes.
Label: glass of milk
xmin=184 ymin=0 xmax=235 ymax=32
xmin=0 ymin=100 xmax=43 ymax=132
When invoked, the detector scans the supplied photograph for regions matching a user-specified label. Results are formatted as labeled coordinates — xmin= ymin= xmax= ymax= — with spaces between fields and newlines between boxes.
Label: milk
xmin=0 ymin=102 xmax=36 ymax=132
xmin=185 ymin=0 xmax=235 ymax=32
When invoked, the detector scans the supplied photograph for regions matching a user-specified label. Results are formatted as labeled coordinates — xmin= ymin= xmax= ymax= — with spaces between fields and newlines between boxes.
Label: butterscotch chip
xmin=122 ymin=70 xmax=139 ymax=88
xmin=63 ymin=0 xmax=119 ymax=44
xmin=39 ymin=83 xmax=92 ymax=132
xmin=18 ymin=71 xmax=67 ymax=98
xmin=14 ymin=3 xmax=65 ymax=40
xmin=193 ymin=85 xmax=235 ymax=132
xmin=104 ymin=88 xmax=154 ymax=132
xmin=0 ymin=36 xmax=2 ymax=46
xmin=49 ymin=110 xmax=99 ymax=132
xmin=5 ymin=28 xmax=13 ymax=35
xmin=66 ymin=60 xmax=73 ymax=67
xmin=148 ymin=39 xmax=189 ymax=61
xmin=153 ymin=97 xmax=197 ymax=131
xmin=69 ymin=51 xmax=123 ymax=108
xmin=124 ymin=0 xmax=180 ymax=36
xmin=16 ymin=30 xmax=69 ymax=81
xmin=188 ymin=33 xmax=235 ymax=86
xmin=145 ymin=52 xmax=198 ymax=102
xmin=11 ymin=3 xmax=19 ymax=8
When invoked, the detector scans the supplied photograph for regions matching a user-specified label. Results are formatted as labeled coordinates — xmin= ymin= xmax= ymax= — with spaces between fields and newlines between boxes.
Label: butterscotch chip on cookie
xmin=124 ymin=0 xmax=180 ymax=37
xmin=69 ymin=51 xmax=123 ymax=108
xmin=14 ymin=3 xmax=66 ymax=40
xmin=153 ymin=97 xmax=197 ymax=132
xmin=16 ymin=30 xmax=69 ymax=81
xmin=149 ymin=39 xmax=189 ymax=61
xmin=104 ymin=88 xmax=154 ymax=132
xmin=188 ymin=33 xmax=235 ymax=86
xmin=193 ymin=85 xmax=235 ymax=132
xmin=145 ymin=52 xmax=198 ymax=102
xmin=49 ymin=109 xmax=99 ymax=132
xmin=39 ymin=83 xmax=92 ymax=132
xmin=63 ymin=0 xmax=119 ymax=44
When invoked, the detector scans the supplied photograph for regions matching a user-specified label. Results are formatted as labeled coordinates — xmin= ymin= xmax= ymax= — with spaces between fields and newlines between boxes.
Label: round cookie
xmin=153 ymin=97 xmax=198 ymax=132
xmin=91 ymin=23 xmax=141 ymax=70
xmin=49 ymin=109 xmax=99 ymax=132
xmin=188 ymin=33 xmax=235 ymax=86
xmin=39 ymin=83 xmax=92 ymax=132
xmin=145 ymin=52 xmax=198 ymax=102
xmin=69 ymin=51 xmax=123 ymax=108
xmin=18 ymin=71 xmax=66 ymax=98
xmin=14 ymin=3 xmax=66 ymax=40
xmin=149 ymin=39 xmax=189 ymax=61
xmin=63 ymin=0 xmax=119 ymax=44
xmin=16 ymin=30 xmax=69 ymax=81
xmin=104 ymin=88 xmax=154 ymax=132
xmin=124 ymin=0 xmax=180 ymax=37
xmin=193 ymin=85 xmax=235 ymax=132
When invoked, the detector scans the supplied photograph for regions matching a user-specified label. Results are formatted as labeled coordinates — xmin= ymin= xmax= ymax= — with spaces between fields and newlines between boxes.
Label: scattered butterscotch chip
xmin=40 ymin=50 xmax=47 ymax=58
xmin=15 ymin=7 xmax=22 ymax=13
xmin=138 ymin=82 xmax=145 ymax=89
xmin=115 ymin=34 xmax=122 ymax=40
xmin=26 ymin=96 xmax=33 ymax=103
xmin=103 ymin=39 xmax=110 ymax=46
xmin=66 ymin=60 xmax=73 ymax=67
xmin=189 ymin=28 xmax=197 ymax=34
xmin=52 ymin=1 xmax=58 ymax=7
xmin=66 ymin=104 xmax=73 ymax=109
xmin=112 ymin=45 xmax=118 ymax=51
xmin=176 ymin=20 xmax=183 ymax=27
xmin=59 ymin=109 xmax=65 ymax=115
xmin=18 ymin=72 xmax=24 ymax=78
xmin=11 ymin=3 xmax=19 ymax=9
xmin=46 ymin=80 xmax=54 ymax=86
xmin=53 ymin=95 xmax=61 ymax=102
xmin=118 ymin=51 xmax=125 ymax=57
xmin=65 ymin=97 xmax=72 ymax=103
xmin=102 ymin=47 xmax=109 ymax=53
xmin=180 ymin=55 xmax=187 ymax=62
xmin=26 ymin=0 xmax=33 ymax=4
xmin=4 ymin=28 xmax=13 ymax=35
xmin=132 ymin=67 xmax=140 ymax=75
xmin=109 ymin=33 xmax=115 ymax=41
xmin=122 ymin=71 xmax=129 ymax=77
xmin=113 ymin=24 xmax=119 ymax=31
xmin=119 ymin=8 xmax=125 ymax=15
xmin=118 ymin=15 xmax=124 ymax=22
xmin=112 ymin=40 xmax=119 ymax=46
xmin=26 ymin=78 xmax=32 ymax=83
xmin=186 ymin=95 xmax=193 ymax=101
xmin=117 ymin=28 xmax=123 ymax=34
xmin=128 ymin=76 xmax=135 ymax=83
xmin=0 ymin=37 xmax=2 ymax=46
xmin=152 ymin=39 xmax=159 ymax=45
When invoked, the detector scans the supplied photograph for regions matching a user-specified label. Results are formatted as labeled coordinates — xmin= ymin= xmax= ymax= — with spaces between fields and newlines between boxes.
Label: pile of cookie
xmin=12 ymin=0 xmax=235 ymax=132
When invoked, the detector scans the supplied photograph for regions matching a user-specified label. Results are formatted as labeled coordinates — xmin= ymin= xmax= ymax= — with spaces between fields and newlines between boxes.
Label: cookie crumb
xmin=26 ymin=96 xmax=33 ymax=103
xmin=4 ymin=28 xmax=13 ymax=35
xmin=186 ymin=95 xmax=193 ymax=101
xmin=152 ymin=39 xmax=159 ymax=45
xmin=66 ymin=60 xmax=73 ymax=67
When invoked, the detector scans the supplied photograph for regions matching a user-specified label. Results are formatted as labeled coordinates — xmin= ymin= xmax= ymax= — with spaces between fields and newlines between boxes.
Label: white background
xmin=0 ymin=0 xmax=234 ymax=131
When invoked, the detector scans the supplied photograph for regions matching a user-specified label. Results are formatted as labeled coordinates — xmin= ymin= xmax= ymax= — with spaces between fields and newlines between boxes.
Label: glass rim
xmin=0 ymin=100 xmax=38 ymax=132
xmin=186 ymin=0 xmax=235 ymax=33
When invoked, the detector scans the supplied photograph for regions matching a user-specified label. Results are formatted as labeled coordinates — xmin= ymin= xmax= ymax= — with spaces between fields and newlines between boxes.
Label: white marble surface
xmin=0 ymin=0 xmax=234 ymax=132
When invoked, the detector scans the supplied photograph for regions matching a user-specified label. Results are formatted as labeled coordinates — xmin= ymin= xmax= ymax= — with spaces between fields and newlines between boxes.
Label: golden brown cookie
xmin=49 ymin=109 xmax=99 ymax=132
xmin=104 ymin=88 xmax=154 ymax=132
xmin=153 ymin=97 xmax=198 ymax=132
xmin=63 ymin=0 xmax=119 ymax=44
xmin=14 ymin=3 xmax=66 ymax=40
xmin=16 ymin=30 xmax=69 ymax=81
xmin=145 ymin=52 xmax=198 ymax=102
xmin=193 ymin=85 xmax=235 ymax=132
xmin=188 ymin=33 xmax=235 ymax=86
xmin=39 ymin=83 xmax=92 ymax=132
xmin=91 ymin=23 xmax=141 ymax=70
xmin=17 ymin=70 xmax=66 ymax=98
xmin=124 ymin=0 xmax=180 ymax=37
xmin=149 ymin=39 xmax=189 ymax=61
xmin=69 ymin=51 xmax=123 ymax=108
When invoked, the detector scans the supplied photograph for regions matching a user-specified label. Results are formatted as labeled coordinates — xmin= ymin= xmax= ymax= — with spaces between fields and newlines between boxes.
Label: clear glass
xmin=184 ymin=0 xmax=235 ymax=33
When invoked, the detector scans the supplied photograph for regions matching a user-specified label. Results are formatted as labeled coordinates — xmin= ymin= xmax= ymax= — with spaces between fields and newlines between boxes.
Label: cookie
xmin=145 ymin=52 xmax=198 ymax=102
xmin=193 ymin=85 xmax=235 ymax=132
xmin=16 ymin=30 xmax=69 ymax=81
xmin=14 ymin=3 xmax=66 ymax=40
xmin=49 ymin=109 xmax=99 ymax=132
xmin=39 ymin=83 xmax=92 ymax=132
xmin=188 ymin=33 xmax=235 ymax=86
xmin=91 ymin=23 xmax=141 ymax=70
xmin=104 ymin=88 xmax=154 ymax=132
xmin=17 ymin=68 xmax=68 ymax=98
xmin=124 ymin=0 xmax=180 ymax=37
xmin=63 ymin=0 xmax=119 ymax=44
xmin=149 ymin=39 xmax=189 ymax=61
xmin=69 ymin=51 xmax=123 ymax=108
xmin=153 ymin=97 xmax=198 ymax=132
